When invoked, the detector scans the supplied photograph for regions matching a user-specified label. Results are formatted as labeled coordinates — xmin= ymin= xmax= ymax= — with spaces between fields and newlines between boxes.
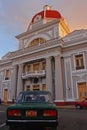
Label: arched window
xmin=29 ymin=38 xmax=46 ymax=47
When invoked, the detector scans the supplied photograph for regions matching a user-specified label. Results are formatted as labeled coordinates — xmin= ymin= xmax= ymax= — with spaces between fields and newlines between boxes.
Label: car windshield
xmin=16 ymin=91 xmax=52 ymax=103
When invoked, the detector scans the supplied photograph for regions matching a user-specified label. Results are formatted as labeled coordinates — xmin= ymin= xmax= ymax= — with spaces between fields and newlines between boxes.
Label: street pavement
xmin=58 ymin=105 xmax=75 ymax=109
xmin=1 ymin=104 xmax=87 ymax=130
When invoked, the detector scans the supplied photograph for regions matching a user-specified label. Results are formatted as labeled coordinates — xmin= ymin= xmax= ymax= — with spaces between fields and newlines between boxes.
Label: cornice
xmin=16 ymin=19 xmax=59 ymax=39
xmin=10 ymin=38 xmax=63 ymax=60
xmin=0 ymin=60 xmax=12 ymax=66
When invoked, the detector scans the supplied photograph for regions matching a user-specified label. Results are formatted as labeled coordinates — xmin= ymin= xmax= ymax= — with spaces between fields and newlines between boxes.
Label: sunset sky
xmin=0 ymin=0 xmax=87 ymax=58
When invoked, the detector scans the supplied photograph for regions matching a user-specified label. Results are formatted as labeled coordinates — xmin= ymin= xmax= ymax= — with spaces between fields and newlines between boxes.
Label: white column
xmin=11 ymin=65 xmax=18 ymax=99
xmin=17 ymin=64 xmax=24 ymax=96
xmin=55 ymin=55 xmax=64 ymax=101
xmin=46 ymin=57 xmax=53 ymax=96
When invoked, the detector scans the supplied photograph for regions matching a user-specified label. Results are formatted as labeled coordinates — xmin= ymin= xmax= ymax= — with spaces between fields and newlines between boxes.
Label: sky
xmin=0 ymin=0 xmax=87 ymax=58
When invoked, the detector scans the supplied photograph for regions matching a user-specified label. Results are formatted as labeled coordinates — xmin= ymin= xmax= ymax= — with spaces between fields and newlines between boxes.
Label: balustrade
xmin=22 ymin=70 xmax=46 ymax=79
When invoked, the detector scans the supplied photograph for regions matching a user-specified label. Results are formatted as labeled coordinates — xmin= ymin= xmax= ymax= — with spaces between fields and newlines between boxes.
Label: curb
xmin=1 ymin=103 xmax=12 ymax=106
xmin=57 ymin=105 xmax=75 ymax=109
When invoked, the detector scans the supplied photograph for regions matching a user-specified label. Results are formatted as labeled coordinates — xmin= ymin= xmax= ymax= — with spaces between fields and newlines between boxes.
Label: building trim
xmin=10 ymin=43 xmax=63 ymax=60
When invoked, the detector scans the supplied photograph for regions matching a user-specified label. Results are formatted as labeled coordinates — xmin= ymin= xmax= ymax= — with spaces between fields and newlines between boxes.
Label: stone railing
xmin=22 ymin=70 xmax=46 ymax=79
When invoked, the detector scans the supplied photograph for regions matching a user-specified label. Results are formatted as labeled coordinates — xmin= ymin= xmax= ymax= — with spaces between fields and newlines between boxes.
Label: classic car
xmin=6 ymin=91 xmax=58 ymax=130
xmin=75 ymin=98 xmax=87 ymax=109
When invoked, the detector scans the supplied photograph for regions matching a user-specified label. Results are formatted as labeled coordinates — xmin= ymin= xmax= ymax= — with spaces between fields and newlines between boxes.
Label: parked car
xmin=75 ymin=98 xmax=87 ymax=109
xmin=6 ymin=91 xmax=58 ymax=130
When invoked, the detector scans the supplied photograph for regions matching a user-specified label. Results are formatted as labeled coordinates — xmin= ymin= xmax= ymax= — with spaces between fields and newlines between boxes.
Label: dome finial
xmin=43 ymin=5 xmax=51 ymax=11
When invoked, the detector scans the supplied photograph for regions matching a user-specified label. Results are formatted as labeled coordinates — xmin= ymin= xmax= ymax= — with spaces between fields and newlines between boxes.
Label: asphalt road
xmin=0 ymin=105 xmax=87 ymax=130
xmin=58 ymin=108 xmax=87 ymax=130
xmin=0 ymin=104 xmax=7 ymax=125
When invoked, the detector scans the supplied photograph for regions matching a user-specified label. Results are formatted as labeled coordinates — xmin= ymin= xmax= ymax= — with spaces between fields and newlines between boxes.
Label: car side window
xmin=36 ymin=96 xmax=46 ymax=102
xmin=16 ymin=93 xmax=23 ymax=103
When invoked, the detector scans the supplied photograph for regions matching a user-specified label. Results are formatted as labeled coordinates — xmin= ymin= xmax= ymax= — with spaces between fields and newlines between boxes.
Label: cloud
xmin=0 ymin=0 xmax=87 ymax=33
xmin=57 ymin=0 xmax=87 ymax=31
xmin=0 ymin=0 xmax=31 ymax=35
xmin=0 ymin=0 xmax=87 ymax=58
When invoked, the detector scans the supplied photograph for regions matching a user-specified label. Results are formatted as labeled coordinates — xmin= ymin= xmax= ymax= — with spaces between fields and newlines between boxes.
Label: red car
xmin=75 ymin=98 xmax=87 ymax=109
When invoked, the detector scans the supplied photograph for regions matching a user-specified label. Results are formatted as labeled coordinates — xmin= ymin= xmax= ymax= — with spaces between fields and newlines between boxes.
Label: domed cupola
xmin=31 ymin=5 xmax=62 ymax=23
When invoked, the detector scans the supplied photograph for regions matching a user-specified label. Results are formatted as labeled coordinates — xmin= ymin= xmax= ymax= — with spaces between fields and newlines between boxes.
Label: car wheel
xmin=76 ymin=104 xmax=82 ymax=109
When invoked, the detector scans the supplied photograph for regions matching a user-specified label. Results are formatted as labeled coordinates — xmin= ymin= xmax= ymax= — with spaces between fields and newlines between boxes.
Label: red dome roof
xmin=31 ymin=9 xmax=62 ymax=23
xmin=46 ymin=10 xmax=61 ymax=18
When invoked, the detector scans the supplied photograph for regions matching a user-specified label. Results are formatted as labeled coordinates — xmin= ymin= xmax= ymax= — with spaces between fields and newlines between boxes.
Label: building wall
xmin=0 ymin=13 xmax=87 ymax=103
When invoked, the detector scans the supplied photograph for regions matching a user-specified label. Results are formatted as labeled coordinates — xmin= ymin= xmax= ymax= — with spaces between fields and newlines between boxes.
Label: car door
xmin=83 ymin=99 xmax=87 ymax=107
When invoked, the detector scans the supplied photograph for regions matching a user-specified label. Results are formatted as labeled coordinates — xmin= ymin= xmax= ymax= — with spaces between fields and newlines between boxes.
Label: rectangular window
xmin=42 ymin=62 xmax=46 ymax=70
xmin=33 ymin=63 xmax=39 ymax=71
xmin=27 ymin=64 xmax=31 ymax=72
xmin=5 ymin=69 xmax=10 ymax=80
xmin=33 ymin=85 xmax=40 ymax=90
xmin=75 ymin=54 xmax=84 ymax=70
xmin=42 ymin=84 xmax=46 ymax=91
xmin=26 ymin=85 xmax=30 ymax=91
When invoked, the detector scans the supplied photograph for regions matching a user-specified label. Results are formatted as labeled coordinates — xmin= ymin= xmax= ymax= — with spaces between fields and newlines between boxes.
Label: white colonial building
xmin=0 ymin=5 xmax=87 ymax=104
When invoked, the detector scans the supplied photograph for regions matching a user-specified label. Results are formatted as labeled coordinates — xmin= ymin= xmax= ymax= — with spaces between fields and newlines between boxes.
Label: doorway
xmin=33 ymin=85 xmax=40 ymax=90
xmin=78 ymin=82 xmax=87 ymax=100
xmin=4 ymin=89 xmax=8 ymax=102
xmin=26 ymin=85 xmax=30 ymax=91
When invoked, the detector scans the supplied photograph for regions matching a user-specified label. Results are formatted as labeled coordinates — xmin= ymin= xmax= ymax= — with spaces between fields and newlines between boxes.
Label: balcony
xmin=22 ymin=70 xmax=46 ymax=79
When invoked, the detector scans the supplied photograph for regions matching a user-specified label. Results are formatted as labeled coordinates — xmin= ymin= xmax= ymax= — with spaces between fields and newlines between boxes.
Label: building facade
xmin=0 ymin=5 xmax=87 ymax=104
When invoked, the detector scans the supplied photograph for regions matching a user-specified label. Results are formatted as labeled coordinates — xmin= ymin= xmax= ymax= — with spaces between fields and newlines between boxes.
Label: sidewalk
xmin=1 ymin=102 xmax=12 ymax=106
xmin=57 ymin=105 xmax=75 ymax=109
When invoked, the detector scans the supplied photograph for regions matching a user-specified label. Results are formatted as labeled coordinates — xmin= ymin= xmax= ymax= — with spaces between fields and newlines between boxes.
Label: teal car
xmin=6 ymin=91 xmax=58 ymax=130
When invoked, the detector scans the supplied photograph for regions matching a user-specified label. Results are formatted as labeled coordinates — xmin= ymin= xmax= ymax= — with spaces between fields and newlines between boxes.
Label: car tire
xmin=76 ymin=104 xmax=82 ymax=109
